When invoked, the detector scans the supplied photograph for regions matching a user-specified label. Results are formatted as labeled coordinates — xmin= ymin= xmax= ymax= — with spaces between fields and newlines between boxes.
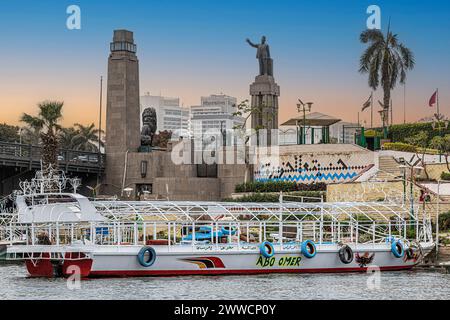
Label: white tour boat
xmin=2 ymin=169 xmax=435 ymax=277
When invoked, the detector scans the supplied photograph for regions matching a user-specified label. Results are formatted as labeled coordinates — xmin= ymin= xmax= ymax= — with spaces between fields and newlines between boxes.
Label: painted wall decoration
xmin=254 ymin=150 xmax=374 ymax=184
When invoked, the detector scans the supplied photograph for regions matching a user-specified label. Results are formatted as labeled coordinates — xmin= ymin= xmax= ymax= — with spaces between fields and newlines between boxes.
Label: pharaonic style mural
xmin=254 ymin=152 xmax=374 ymax=184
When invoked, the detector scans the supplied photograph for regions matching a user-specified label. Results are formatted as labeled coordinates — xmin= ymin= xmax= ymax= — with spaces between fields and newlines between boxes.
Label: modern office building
xmin=140 ymin=93 xmax=190 ymax=137
xmin=190 ymin=94 xmax=245 ymax=140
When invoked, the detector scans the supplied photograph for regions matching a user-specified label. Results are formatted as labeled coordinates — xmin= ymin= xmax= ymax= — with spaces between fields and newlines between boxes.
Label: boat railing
xmin=5 ymin=216 xmax=432 ymax=252
xmin=6 ymin=250 xmax=93 ymax=261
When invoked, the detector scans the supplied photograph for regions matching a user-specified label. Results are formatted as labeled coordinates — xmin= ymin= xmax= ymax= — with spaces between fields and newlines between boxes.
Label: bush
xmin=441 ymin=172 xmax=450 ymax=181
xmin=439 ymin=212 xmax=450 ymax=232
xmin=382 ymin=142 xmax=417 ymax=153
xmin=224 ymin=191 xmax=326 ymax=203
xmin=389 ymin=122 xmax=450 ymax=144
xmin=416 ymin=147 xmax=439 ymax=155
xmin=364 ymin=129 xmax=383 ymax=138
xmin=0 ymin=123 xmax=20 ymax=142
xmin=234 ymin=181 xmax=326 ymax=193
xmin=405 ymin=227 xmax=416 ymax=240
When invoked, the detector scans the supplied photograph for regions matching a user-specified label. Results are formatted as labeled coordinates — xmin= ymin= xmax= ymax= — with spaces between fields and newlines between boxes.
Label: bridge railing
xmin=0 ymin=141 xmax=105 ymax=168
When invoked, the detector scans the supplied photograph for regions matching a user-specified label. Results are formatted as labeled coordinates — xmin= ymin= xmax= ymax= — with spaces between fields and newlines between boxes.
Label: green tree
xmin=359 ymin=27 xmax=415 ymax=133
xmin=0 ymin=123 xmax=19 ymax=142
xmin=405 ymin=131 xmax=429 ymax=179
xmin=21 ymin=126 xmax=41 ymax=145
xmin=21 ymin=101 xmax=63 ymax=169
xmin=58 ymin=127 xmax=79 ymax=150
xmin=430 ymin=134 xmax=450 ymax=172
xmin=232 ymin=99 xmax=271 ymax=183
xmin=71 ymin=123 xmax=103 ymax=152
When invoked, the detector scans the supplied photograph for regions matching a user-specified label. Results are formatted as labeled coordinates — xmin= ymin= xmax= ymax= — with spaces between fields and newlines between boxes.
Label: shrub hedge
xmin=382 ymin=142 xmax=417 ymax=153
xmin=364 ymin=129 xmax=384 ymax=138
xmin=439 ymin=211 xmax=450 ymax=232
xmin=234 ymin=181 xmax=327 ymax=193
xmin=224 ymin=191 xmax=326 ymax=203
xmin=382 ymin=142 xmax=439 ymax=155
xmin=441 ymin=172 xmax=450 ymax=181
xmin=389 ymin=122 xmax=450 ymax=144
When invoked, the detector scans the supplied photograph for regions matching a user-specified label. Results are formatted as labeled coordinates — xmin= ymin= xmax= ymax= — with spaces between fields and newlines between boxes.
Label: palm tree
xmin=359 ymin=26 xmax=415 ymax=134
xmin=71 ymin=123 xmax=104 ymax=152
xmin=21 ymin=101 xmax=63 ymax=169
xmin=21 ymin=126 xmax=41 ymax=145
xmin=58 ymin=127 xmax=79 ymax=150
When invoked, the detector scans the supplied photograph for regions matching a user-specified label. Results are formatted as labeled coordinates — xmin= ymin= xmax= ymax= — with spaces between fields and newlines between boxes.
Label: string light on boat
xmin=18 ymin=165 xmax=82 ymax=195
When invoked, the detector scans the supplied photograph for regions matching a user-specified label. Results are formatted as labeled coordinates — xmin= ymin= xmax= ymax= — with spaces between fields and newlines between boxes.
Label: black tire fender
xmin=339 ymin=245 xmax=354 ymax=264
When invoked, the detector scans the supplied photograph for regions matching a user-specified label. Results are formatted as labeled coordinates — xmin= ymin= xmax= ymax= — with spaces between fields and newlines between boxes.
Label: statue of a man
xmin=141 ymin=107 xmax=157 ymax=146
xmin=246 ymin=36 xmax=272 ymax=76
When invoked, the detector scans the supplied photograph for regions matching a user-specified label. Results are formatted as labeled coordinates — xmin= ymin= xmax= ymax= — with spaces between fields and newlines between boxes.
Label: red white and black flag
xmin=362 ymin=93 xmax=372 ymax=111
xmin=429 ymin=90 xmax=438 ymax=107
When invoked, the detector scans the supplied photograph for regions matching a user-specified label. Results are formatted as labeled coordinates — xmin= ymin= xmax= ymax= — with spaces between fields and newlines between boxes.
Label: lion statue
xmin=141 ymin=107 xmax=157 ymax=146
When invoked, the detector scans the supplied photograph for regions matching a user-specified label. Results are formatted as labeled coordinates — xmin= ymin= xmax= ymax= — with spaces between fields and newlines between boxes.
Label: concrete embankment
xmin=418 ymin=245 xmax=450 ymax=273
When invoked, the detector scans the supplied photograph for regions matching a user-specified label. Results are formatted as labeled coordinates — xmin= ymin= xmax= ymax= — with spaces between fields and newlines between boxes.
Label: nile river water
xmin=0 ymin=263 xmax=449 ymax=300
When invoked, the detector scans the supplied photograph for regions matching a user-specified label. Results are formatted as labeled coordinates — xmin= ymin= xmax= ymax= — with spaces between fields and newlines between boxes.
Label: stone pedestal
xmin=250 ymin=74 xmax=280 ymax=146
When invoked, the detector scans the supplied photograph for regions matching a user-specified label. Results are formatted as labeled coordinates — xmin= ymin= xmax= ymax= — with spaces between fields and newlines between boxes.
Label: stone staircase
xmin=374 ymin=155 xmax=402 ymax=181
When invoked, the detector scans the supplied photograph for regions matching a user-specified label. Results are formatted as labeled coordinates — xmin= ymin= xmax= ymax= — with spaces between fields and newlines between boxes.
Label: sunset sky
xmin=0 ymin=0 xmax=449 ymax=129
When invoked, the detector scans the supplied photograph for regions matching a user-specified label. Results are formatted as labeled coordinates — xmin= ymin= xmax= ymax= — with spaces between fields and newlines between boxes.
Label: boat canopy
xmin=16 ymin=193 xmax=106 ymax=223
xmin=92 ymin=200 xmax=415 ymax=223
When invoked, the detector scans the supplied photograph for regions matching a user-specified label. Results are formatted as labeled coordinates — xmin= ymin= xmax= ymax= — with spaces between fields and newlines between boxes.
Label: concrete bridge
xmin=0 ymin=141 xmax=105 ymax=195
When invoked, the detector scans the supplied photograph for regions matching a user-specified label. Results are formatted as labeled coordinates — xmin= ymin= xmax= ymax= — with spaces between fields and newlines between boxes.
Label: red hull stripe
xmin=89 ymin=265 xmax=413 ymax=277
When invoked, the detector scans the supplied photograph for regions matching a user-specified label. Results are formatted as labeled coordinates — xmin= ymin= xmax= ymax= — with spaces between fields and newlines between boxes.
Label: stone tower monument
xmin=246 ymin=36 xmax=280 ymax=145
xmin=104 ymin=30 xmax=140 ymax=193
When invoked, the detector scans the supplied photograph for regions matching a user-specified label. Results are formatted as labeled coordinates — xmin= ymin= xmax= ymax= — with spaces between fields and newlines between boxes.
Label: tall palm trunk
xmin=383 ymin=82 xmax=391 ymax=130
xmin=21 ymin=101 xmax=64 ymax=172
xmin=382 ymin=50 xmax=391 ymax=132
xmin=41 ymin=131 xmax=58 ymax=170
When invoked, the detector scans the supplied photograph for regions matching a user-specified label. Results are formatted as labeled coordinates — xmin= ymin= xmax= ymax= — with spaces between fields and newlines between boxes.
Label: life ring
xmin=260 ymin=241 xmax=275 ymax=258
xmin=339 ymin=245 xmax=354 ymax=264
xmin=301 ymin=240 xmax=317 ymax=259
xmin=391 ymin=240 xmax=404 ymax=258
xmin=137 ymin=246 xmax=156 ymax=267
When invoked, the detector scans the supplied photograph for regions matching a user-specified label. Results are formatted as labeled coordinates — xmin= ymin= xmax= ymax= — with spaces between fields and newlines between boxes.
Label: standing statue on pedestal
xmin=140 ymin=107 xmax=157 ymax=147
xmin=246 ymin=36 xmax=273 ymax=76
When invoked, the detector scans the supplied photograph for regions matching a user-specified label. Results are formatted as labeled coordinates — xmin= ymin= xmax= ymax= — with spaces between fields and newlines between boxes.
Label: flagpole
xmin=371 ymin=91 xmax=373 ymax=128
xmin=437 ymin=88 xmax=441 ymax=163
xmin=437 ymin=88 xmax=440 ymax=117
xmin=403 ymin=83 xmax=406 ymax=124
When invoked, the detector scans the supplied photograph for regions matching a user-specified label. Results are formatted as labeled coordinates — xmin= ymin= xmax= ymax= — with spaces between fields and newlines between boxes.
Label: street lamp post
xmin=18 ymin=127 xmax=23 ymax=157
xmin=296 ymin=99 xmax=312 ymax=145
